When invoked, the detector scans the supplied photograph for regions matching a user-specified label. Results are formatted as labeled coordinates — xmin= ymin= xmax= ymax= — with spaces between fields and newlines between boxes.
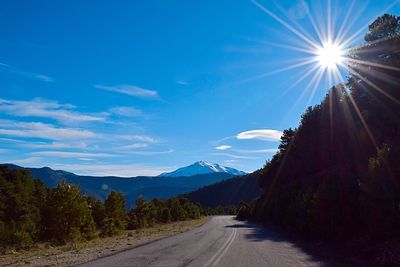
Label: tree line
xmin=238 ymin=14 xmax=400 ymax=263
xmin=0 ymin=166 xmax=212 ymax=252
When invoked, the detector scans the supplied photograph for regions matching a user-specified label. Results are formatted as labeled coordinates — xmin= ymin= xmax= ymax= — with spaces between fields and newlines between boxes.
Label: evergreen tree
xmin=45 ymin=181 xmax=97 ymax=243
xmin=102 ymin=191 xmax=127 ymax=236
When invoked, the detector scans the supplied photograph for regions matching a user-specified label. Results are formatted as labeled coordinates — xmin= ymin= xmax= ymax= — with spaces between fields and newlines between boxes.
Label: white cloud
xmin=117 ymin=143 xmax=148 ymax=150
xmin=0 ymin=148 xmax=12 ymax=153
xmin=96 ymin=84 xmax=158 ymax=98
xmin=48 ymin=163 xmax=174 ymax=177
xmin=4 ymin=157 xmax=43 ymax=165
xmin=0 ymin=98 xmax=104 ymax=124
xmin=0 ymin=119 xmax=96 ymax=141
xmin=35 ymin=74 xmax=54 ymax=82
xmin=20 ymin=141 xmax=89 ymax=150
xmin=116 ymin=134 xmax=157 ymax=144
xmin=109 ymin=106 xmax=143 ymax=117
xmin=176 ymin=80 xmax=189 ymax=85
xmin=30 ymin=151 xmax=114 ymax=158
xmin=236 ymin=129 xmax=282 ymax=141
xmin=128 ymin=149 xmax=174 ymax=156
xmin=0 ymin=63 xmax=54 ymax=82
xmin=215 ymin=145 xmax=231 ymax=150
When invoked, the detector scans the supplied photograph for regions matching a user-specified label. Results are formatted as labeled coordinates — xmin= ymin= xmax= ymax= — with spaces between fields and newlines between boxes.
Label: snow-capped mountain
xmin=158 ymin=161 xmax=246 ymax=177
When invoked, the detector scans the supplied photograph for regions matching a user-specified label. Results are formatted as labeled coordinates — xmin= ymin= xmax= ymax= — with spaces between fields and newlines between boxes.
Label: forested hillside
xmin=184 ymin=171 xmax=261 ymax=208
xmin=248 ymin=14 xmax=400 ymax=255
xmin=0 ymin=166 xmax=206 ymax=252
xmin=3 ymin=164 xmax=235 ymax=207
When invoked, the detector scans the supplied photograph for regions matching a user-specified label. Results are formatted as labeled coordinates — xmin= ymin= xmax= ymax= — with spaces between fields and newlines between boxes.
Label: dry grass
xmin=0 ymin=217 xmax=208 ymax=267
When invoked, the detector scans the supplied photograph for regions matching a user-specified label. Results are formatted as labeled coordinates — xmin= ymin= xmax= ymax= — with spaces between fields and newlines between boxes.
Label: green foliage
xmin=169 ymin=197 xmax=187 ymax=221
xmin=45 ymin=181 xmax=97 ymax=243
xmin=128 ymin=196 xmax=202 ymax=230
xmin=87 ymin=196 xmax=106 ymax=229
xmin=184 ymin=172 xmax=261 ymax=209
xmin=0 ymin=165 xmax=205 ymax=252
xmin=101 ymin=191 xmax=127 ymax=237
xmin=252 ymin=13 xmax=400 ymax=246
xmin=0 ymin=167 xmax=41 ymax=249
xmin=365 ymin=14 xmax=400 ymax=42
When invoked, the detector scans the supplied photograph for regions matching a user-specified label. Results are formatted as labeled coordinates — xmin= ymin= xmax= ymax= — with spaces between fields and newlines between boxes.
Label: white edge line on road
xmin=211 ymin=228 xmax=237 ymax=267
xmin=204 ymin=227 xmax=237 ymax=267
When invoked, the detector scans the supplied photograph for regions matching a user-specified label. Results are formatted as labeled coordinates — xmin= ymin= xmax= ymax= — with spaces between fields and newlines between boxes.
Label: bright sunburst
xmin=316 ymin=42 xmax=345 ymax=70
xmin=250 ymin=0 xmax=398 ymax=106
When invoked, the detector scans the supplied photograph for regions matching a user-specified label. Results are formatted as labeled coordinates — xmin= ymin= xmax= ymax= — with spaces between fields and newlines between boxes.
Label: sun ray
xmin=305 ymin=67 xmax=325 ymax=107
xmin=251 ymin=0 xmax=319 ymax=50
xmin=271 ymin=0 xmax=319 ymax=46
xmin=347 ymin=58 xmax=400 ymax=72
xmin=335 ymin=0 xmax=365 ymax=44
xmin=341 ymin=1 xmax=400 ymax=47
xmin=246 ymin=38 xmax=315 ymax=55
xmin=248 ymin=0 xmax=399 ymax=111
xmin=305 ymin=4 xmax=326 ymax=45
xmin=346 ymin=65 xmax=400 ymax=104
xmin=244 ymin=57 xmax=318 ymax=82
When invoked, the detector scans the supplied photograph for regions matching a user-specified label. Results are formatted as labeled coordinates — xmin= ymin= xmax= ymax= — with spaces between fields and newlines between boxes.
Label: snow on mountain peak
xmin=158 ymin=161 xmax=246 ymax=177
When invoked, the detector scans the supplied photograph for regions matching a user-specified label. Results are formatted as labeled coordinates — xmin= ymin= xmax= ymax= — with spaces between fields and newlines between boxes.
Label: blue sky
xmin=0 ymin=0 xmax=399 ymax=176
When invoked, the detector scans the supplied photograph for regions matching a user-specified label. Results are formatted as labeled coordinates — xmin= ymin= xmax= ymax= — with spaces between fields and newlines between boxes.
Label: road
xmin=78 ymin=216 xmax=325 ymax=267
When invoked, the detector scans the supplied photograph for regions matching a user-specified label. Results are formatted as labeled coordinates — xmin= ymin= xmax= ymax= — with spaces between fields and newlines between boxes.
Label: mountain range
xmin=2 ymin=161 xmax=245 ymax=207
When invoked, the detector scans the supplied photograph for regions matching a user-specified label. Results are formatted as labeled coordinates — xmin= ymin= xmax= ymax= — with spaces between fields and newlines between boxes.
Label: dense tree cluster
xmin=0 ymin=166 xmax=205 ymax=252
xmin=127 ymin=196 xmax=202 ymax=229
xmin=184 ymin=172 xmax=261 ymax=208
xmin=247 ymin=14 xmax=400 ymax=257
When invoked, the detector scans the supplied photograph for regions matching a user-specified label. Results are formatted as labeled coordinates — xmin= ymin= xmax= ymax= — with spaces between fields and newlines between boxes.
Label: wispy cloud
xmin=0 ymin=119 xmax=96 ymax=141
xmin=215 ymin=145 xmax=231 ymax=150
xmin=19 ymin=141 xmax=89 ymax=150
xmin=0 ymin=98 xmax=105 ymax=124
xmin=0 ymin=63 xmax=54 ymax=82
xmin=96 ymin=84 xmax=158 ymax=98
xmin=34 ymin=74 xmax=54 ymax=82
xmin=3 ymin=157 xmax=43 ymax=165
xmin=176 ymin=80 xmax=189 ymax=86
xmin=236 ymin=129 xmax=282 ymax=141
xmin=127 ymin=149 xmax=174 ymax=156
xmin=48 ymin=163 xmax=174 ymax=177
xmin=30 ymin=151 xmax=114 ymax=158
xmin=109 ymin=106 xmax=143 ymax=117
xmin=116 ymin=143 xmax=149 ymax=150
xmin=116 ymin=134 xmax=157 ymax=144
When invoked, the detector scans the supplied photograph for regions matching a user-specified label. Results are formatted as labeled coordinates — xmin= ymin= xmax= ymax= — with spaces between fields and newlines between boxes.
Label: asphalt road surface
xmin=78 ymin=216 xmax=325 ymax=267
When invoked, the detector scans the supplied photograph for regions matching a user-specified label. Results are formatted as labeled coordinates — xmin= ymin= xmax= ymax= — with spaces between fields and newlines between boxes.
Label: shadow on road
xmin=226 ymin=223 xmax=285 ymax=242
xmin=225 ymin=220 xmax=352 ymax=267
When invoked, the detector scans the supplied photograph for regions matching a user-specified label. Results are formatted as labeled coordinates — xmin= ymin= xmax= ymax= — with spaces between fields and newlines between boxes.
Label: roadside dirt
xmin=0 ymin=217 xmax=208 ymax=267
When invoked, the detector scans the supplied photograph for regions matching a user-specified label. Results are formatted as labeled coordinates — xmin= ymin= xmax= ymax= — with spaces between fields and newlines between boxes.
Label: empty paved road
xmin=78 ymin=216 xmax=325 ymax=267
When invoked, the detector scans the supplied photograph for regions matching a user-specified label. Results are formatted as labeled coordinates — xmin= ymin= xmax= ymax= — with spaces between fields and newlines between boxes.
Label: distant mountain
xmin=184 ymin=171 xmax=261 ymax=208
xmin=2 ymin=163 xmax=238 ymax=208
xmin=159 ymin=161 xmax=246 ymax=177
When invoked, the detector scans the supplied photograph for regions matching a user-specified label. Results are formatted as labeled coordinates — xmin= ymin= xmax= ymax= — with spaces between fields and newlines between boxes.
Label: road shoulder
xmin=0 ymin=217 xmax=209 ymax=267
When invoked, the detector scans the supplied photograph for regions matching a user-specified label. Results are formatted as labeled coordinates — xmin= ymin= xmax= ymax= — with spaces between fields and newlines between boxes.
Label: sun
xmin=316 ymin=42 xmax=345 ymax=70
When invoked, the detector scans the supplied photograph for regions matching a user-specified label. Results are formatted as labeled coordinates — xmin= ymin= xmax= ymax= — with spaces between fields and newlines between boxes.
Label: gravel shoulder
xmin=0 ymin=217 xmax=208 ymax=267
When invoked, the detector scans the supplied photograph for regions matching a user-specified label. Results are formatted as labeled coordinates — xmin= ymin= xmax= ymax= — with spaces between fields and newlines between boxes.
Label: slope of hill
xmin=184 ymin=171 xmax=261 ymax=208
xmin=2 ymin=164 xmax=236 ymax=207
xmin=158 ymin=161 xmax=246 ymax=177
xmin=252 ymin=18 xmax=400 ymax=251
